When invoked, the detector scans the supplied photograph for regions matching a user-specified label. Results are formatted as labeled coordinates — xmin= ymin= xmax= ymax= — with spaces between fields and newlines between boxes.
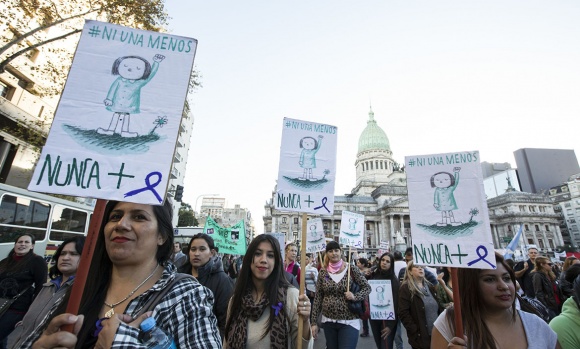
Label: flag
xmin=204 ymin=216 xmax=247 ymax=255
xmin=504 ymin=225 xmax=523 ymax=260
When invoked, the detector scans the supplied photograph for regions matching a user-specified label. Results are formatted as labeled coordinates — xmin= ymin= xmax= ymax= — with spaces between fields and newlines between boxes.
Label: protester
xmin=172 ymin=242 xmax=187 ymax=268
xmin=28 ymin=200 xmax=221 ymax=348
xmin=559 ymin=256 xmax=580 ymax=300
xmin=393 ymin=251 xmax=406 ymax=281
xmin=356 ymin=257 xmax=371 ymax=337
xmin=399 ymin=261 xmax=442 ymax=349
xmin=514 ymin=246 xmax=539 ymax=297
xmin=431 ymin=253 xmax=559 ymax=349
xmin=311 ymin=241 xmax=371 ymax=349
xmin=285 ymin=242 xmax=301 ymax=281
xmin=178 ymin=233 xmax=233 ymax=339
xmin=8 ymin=236 xmax=84 ymax=349
xmin=305 ymin=253 xmax=318 ymax=306
xmin=0 ymin=234 xmax=47 ymax=348
xmin=435 ymin=267 xmax=454 ymax=309
xmin=224 ymin=234 xmax=313 ymax=348
xmin=549 ymin=266 xmax=580 ymax=349
xmin=369 ymin=252 xmax=399 ymax=349
xmin=392 ymin=250 xmax=406 ymax=349
xmin=532 ymin=256 xmax=563 ymax=320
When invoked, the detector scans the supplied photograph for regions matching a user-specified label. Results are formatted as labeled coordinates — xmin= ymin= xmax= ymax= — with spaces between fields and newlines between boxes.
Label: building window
xmin=545 ymin=225 xmax=549 ymax=231
xmin=366 ymin=223 xmax=371 ymax=230
xmin=508 ymin=225 xmax=512 ymax=232
xmin=323 ymin=223 xmax=328 ymax=230
xmin=334 ymin=223 xmax=338 ymax=229
xmin=0 ymin=81 xmax=14 ymax=100
xmin=293 ymin=217 xmax=298 ymax=224
xmin=380 ymin=162 xmax=383 ymax=169
xmin=370 ymin=162 xmax=373 ymax=170
xmin=548 ymin=239 xmax=554 ymax=248
xmin=538 ymin=239 xmax=545 ymax=249
xmin=525 ymin=224 xmax=529 ymax=231
xmin=529 ymin=206 xmax=536 ymax=212
xmin=535 ymin=225 xmax=540 ymax=231
xmin=282 ymin=217 xmax=287 ymax=223
xmin=519 ymin=205 xmax=525 ymax=212
xmin=528 ymin=238 xmax=534 ymax=245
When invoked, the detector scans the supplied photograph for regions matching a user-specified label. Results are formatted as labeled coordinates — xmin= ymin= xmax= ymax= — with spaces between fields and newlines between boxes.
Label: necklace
xmin=104 ymin=264 xmax=159 ymax=318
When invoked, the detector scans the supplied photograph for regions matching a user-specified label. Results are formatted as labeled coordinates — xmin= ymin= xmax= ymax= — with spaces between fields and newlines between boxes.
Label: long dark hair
xmin=48 ymin=236 xmax=85 ymax=280
xmin=63 ymin=200 xmax=174 ymax=348
xmin=446 ymin=253 xmax=516 ymax=349
xmin=225 ymin=234 xmax=290 ymax=340
xmin=0 ymin=233 xmax=37 ymax=273
xmin=373 ymin=252 xmax=395 ymax=278
xmin=178 ymin=233 xmax=216 ymax=273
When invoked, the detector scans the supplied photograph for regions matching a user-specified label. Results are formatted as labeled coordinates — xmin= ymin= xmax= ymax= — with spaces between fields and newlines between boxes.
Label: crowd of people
xmin=1 ymin=203 xmax=579 ymax=349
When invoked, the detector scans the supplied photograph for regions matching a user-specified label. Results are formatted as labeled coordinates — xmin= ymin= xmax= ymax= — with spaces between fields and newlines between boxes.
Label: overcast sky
xmin=165 ymin=1 xmax=580 ymax=233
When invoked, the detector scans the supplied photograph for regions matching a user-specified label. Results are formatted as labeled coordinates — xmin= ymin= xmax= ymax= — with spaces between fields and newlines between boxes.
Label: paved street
xmin=313 ymin=321 xmax=412 ymax=349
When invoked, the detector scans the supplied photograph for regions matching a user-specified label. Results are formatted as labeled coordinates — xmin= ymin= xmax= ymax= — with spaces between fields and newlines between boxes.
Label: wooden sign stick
xmin=62 ymin=199 xmax=107 ymax=332
xmin=450 ymin=268 xmax=464 ymax=338
xmin=297 ymin=212 xmax=308 ymax=349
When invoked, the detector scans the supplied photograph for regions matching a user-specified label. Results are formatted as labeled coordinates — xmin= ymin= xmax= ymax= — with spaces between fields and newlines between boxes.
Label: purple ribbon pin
xmin=272 ymin=302 xmax=283 ymax=316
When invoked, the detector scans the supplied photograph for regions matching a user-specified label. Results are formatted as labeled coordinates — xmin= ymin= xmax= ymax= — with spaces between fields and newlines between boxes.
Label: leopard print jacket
xmin=311 ymin=265 xmax=371 ymax=323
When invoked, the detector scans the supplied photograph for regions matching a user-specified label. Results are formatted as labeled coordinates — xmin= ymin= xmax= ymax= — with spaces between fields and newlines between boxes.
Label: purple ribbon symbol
xmin=272 ymin=302 xmax=283 ymax=316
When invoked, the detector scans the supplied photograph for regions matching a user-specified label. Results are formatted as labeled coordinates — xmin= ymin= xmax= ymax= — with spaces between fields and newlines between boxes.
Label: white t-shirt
xmin=433 ymin=308 xmax=557 ymax=348
xmin=394 ymin=261 xmax=406 ymax=278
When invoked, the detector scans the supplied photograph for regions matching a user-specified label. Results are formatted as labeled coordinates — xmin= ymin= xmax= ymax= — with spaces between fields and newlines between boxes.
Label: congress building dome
xmin=357 ymin=108 xmax=390 ymax=154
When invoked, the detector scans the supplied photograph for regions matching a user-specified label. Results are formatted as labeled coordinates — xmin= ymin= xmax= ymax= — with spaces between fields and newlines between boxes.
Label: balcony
xmin=0 ymin=96 xmax=50 ymax=135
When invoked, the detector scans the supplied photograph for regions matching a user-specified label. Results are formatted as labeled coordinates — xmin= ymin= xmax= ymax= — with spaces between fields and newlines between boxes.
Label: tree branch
xmin=0 ymin=7 xmax=97 ymax=57
xmin=0 ymin=28 xmax=82 ymax=74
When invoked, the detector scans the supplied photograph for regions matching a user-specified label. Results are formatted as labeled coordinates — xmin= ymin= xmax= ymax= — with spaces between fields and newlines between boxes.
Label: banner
xmin=204 ymin=216 xmax=246 ymax=255
xmin=369 ymin=280 xmax=396 ymax=320
xmin=339 ymin=210 xmax=364 ymax=248
xmin=28 ymin=20 xmax=197 ymax=204
xmin=305 ymin=218 xmax=326 ymax=253
xmin=275 ymin=118 xmax=338 ymax=214
xmin=405 ymin=151 xmax=495 ymax=269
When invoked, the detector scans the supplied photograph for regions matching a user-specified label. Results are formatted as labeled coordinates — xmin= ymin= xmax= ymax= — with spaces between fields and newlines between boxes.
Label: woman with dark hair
xmin=8 ymin=236 xmax=84 ymax=349
xmin=178 ymin=233 xmax=233 ymax=339
xmin=369 ymin=252 xmax=399 ymax=349
xmin=28 ymin=200 xmax=221 ymax=349
xmin=0 ymin=233 xmax=46 ymax=347
xmin=558 ymin=256 xmax=580 ymax=300
xmin=311 ymin=241 xmax=371 ymax=349
xmin=399 ymin=261 xmax=442 ymax=349
xmin=533 ymin=256 xmax=563 ymax=319
xmin=224 ymin=234 xmax=313 ymax=348
xmin=435 ymin=267 xmax=454 ymax=309
xmin=431 ymin=253 xmax=560 ymax=349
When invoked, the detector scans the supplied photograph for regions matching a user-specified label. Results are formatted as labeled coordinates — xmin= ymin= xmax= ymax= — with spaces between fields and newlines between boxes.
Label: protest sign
xmin=275 ymin=118 xmax=338 ymax=214
xmin=369 ymin=280 xmax=396 ymax=320
xmin=28 ymin=20 xmax=197 ymax=204
xmin=405 ymin=151 xmax=494 ymax=269
xmin=204 ymin=216 xmax=247 ymax=255
xmin=339 ymin=210 xmax=364 ymax=248
xmin=269 ymin=232 xmax=287 ymax=262
xmin=305 ymin=218 xmax=325 ymax=253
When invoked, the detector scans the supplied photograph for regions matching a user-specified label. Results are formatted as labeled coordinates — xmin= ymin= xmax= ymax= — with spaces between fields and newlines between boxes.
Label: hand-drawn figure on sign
xmin=310 ymin=224 xmax=317 ymax=238
xmin=348 ymin=218 xmax=357 ymax=230
xmin=431 ymin=167 xmax=462 ymax=227
xmin=299 ymin=135 xmax=323 ymax=181
xmin=376 ymin=285 xmax=385 ymax=303
xmin=98 ymin=54 xmax=165 ymax=137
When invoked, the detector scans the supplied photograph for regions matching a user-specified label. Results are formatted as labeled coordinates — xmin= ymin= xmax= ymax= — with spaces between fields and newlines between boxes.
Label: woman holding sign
xmin=369 ymin=252 xmax=399 ymax=349
xmin=224 ymin=234 xmax=313 ymax=348
xmin=311 ymin=241 xmax=371 ymax=349
xmin=27 ymin=200 xmax=221 ymax=349
xmin=431 ymin=253 xmax=560 ymax=349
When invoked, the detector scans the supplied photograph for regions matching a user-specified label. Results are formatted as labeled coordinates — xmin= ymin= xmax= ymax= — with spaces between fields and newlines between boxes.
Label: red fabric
xmin=552 ymin=283 xmax=561 ymax=305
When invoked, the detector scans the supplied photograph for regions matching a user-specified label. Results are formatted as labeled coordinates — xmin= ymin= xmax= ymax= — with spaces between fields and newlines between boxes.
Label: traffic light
xmin=174 ymin=185 xmax=184 ymax=202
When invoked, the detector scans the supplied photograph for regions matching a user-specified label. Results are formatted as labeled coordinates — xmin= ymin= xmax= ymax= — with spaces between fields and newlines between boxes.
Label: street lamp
xmin=195 ymin=194 xmax=219 ymax=214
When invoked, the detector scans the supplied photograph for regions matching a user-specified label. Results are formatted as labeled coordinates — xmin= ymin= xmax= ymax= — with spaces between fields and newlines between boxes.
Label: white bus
xmin=0 ymin=183 xmax=95 ymax=262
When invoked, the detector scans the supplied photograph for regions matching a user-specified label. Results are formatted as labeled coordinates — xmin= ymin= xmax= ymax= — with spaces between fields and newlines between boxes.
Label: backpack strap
xmin=135 ymin=273 xmax=195 ymax=318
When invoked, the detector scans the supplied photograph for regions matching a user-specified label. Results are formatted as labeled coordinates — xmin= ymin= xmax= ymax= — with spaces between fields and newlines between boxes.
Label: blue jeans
xmin=394 ymin=319 xmax=403 ymax=349
xmin=0 ymin=310 xmax=25 ymax=349
xmin=322 ymin=322 xmax=359 ymax=349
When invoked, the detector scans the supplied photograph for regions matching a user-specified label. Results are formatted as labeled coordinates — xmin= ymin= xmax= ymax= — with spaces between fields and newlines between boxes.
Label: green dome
xmin=357 ymin=109 xmax=390 ymax=153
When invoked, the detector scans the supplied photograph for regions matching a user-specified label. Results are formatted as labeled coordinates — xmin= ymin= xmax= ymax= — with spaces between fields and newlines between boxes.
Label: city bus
xmin=0 ymin=183 xmax=95 ymax=262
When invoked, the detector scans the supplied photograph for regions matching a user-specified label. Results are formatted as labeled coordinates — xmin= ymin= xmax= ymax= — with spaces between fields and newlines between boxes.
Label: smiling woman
xmin=22 ymin=200 xmax=221 ymax=349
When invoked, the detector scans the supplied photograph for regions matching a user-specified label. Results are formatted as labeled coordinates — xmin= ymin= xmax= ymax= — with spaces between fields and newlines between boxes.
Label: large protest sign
xmin=339 ymin=210 xmax=365 ymax=248
xmin=275 ymin=118 xmax=338 ymax=214
xmin=204 ymin=216 xmax=247 ymax=255
xmin=369 ymin=280 xmax=396 ymax=320
xmin=405 ymin=151 xmax=494 ymax=269
xmin=28 ymin=20 xmax=197 ymax=204
xmin=305 ymin=218 xmax=325 ymax=253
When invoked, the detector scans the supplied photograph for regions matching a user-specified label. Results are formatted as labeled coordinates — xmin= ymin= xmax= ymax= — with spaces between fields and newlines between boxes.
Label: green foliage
xmin=178 ymin=202 xmax=198 ymax=227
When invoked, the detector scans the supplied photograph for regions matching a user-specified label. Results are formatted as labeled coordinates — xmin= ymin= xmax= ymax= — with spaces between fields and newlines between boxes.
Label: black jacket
xmin=532 ymin=271 xmax=562 ymax=312
xmin=179 ymin=256 xmax=233 ymax=338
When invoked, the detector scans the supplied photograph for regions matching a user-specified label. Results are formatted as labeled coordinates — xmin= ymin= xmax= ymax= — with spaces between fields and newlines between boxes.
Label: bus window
xmin=0 ymin=194 xmax=50 ymax=244
xmin=49 ymin=205 xmax=89 ymax=242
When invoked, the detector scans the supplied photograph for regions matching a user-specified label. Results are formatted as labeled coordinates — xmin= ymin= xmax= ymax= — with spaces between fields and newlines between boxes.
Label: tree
xmin=178 ymin=202 xmax=198 ymax=227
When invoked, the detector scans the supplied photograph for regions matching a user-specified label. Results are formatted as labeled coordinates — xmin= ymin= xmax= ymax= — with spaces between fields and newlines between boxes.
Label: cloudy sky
xmin=165 ymin=0 xmax=580 ymax=233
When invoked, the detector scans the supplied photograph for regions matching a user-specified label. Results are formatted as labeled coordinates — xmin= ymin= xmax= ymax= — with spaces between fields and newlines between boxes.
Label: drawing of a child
xmin=97 ymin=54 xmax=165 ymax=137
xmin=431 ymin=167 xmax=462 ymax=226
xmin=298 ymin=135 xmax=323 ymax=181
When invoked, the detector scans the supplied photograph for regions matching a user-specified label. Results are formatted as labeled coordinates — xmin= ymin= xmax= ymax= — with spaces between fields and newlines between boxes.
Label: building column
xmin=389 ymin=215 xmax=394 ymax=243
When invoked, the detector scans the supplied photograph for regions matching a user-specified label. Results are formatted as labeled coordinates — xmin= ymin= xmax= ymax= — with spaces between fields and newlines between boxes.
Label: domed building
xmin=263 ymin=108 xmax=412 ymax=252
